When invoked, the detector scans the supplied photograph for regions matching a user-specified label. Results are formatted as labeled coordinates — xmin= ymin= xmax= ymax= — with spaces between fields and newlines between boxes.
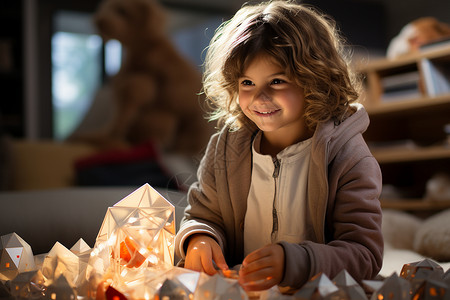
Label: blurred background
xmin=0 ymin=0 xmax=449 ymax=142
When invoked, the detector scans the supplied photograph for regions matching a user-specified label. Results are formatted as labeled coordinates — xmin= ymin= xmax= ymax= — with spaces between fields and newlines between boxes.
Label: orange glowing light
xmin=221 ymin=269 xmax=239 ymax=279
xmin=113 ymin=236 xmax=154 ymax=268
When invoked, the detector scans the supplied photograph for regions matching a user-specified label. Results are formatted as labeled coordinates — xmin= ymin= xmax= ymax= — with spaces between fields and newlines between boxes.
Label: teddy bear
xmin=387 ymin=17 xmax=450 ymax=59
xmin=69 ymin=0 xmax=215 ymax=157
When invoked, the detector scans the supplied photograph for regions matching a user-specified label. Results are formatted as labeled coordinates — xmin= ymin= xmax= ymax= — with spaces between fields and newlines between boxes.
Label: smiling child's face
xmin=238 ymin=53 xmax=311 ymax=148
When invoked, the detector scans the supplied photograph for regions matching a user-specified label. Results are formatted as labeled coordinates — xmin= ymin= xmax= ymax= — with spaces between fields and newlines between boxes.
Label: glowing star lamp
xmin=0 ymin=233 xmax=36 ymax=281
xmin=87 ymin=183 xmax=176 ymax=298
xmin=95 ymin=184 xmax=175 ymax=271
xmin=400 ymin=259 xmax=444 ymax=282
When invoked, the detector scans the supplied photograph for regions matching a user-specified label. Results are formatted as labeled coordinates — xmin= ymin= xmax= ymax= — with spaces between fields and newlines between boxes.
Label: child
xmin=174 ymin=0 xmax=383 ymax=293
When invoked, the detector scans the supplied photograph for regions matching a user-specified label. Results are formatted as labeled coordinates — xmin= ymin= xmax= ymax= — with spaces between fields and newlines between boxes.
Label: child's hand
xmin=185 ymin=234 xmax=229 ymax=275
xmin=238 ymin=244 xmax=285 ymax=291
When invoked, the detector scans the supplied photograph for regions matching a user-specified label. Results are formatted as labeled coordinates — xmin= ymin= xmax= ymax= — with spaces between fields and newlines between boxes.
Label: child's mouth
xmin=254 ymin=109 xmax=280 ymax=116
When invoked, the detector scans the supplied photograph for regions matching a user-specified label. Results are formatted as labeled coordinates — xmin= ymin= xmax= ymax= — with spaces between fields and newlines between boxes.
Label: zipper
xmin=271 ymin=158 xmax=280 ymax=241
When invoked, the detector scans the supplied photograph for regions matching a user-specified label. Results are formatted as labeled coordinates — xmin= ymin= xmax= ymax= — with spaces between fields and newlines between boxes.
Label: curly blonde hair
xmin=203 ymin=0 xmax=361 ymax=131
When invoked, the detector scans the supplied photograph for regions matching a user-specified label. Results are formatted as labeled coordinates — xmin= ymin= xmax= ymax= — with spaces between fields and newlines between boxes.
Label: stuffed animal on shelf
xmin=387 ymin=17 xmax=450 ymax=59
xmin=69 ymin=0 xmax=214 ymax=156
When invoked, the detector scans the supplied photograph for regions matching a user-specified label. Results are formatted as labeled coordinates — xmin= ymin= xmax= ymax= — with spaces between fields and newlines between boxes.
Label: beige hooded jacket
xmin=175 ymin=104 xmax=383 ymax=289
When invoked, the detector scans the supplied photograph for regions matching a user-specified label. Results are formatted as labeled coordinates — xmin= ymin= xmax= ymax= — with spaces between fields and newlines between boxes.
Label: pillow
xmin=382 ymin=209 xmax=422 ymax=250
xmin=413 ymin=208 xmax=450 ymax=262
xmin=9 ymin=139 xmax=96 ymax=190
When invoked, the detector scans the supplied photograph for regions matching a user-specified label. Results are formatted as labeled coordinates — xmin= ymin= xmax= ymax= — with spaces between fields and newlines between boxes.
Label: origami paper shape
xmin=259 ymin=287 xmax=295 ymax=300
xmin=293 ymin=273 xmax=339 ymax=299
xmin=42 ymin=242 xmax=79 ymax=287
xmin=10 ymin=270 xmax=45 ymax=299
xmin=70 ymin=238 xmax=91 ymax=255
xmin=362 ymin=279 xmax=384 ymax=295
xmin=370 ymin=273 xmax=411 ymax=300
xmin=44 ymin=275 xmax=77 ymax=300
xmin=175 ymin=270 xmax=201 ymax=293
xmin=400 ymin=259 xmax=444 ymax=281
xmin=194 ymin=273 xmax=248 ymax=300
xmin=157 ymin=278 xmax=192 ymax=300
xmin=0 ymin=233 xmax=36 ymax=281
xmin=94 ymin=183 xmax=175 ymax=273
xmin=332 ymin=270 xmax=368 ymax=300
xmin=412 ymin=278 xmax=449 ymax=300
xmin=444 ymin=269 xmax=450 ymax=286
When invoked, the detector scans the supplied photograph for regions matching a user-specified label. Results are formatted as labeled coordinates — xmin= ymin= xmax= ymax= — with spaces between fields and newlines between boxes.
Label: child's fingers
xmin=239 ymin=267 xmax=276 ymax=291
xmin=241 ymin=246 xmax=272 ymax=269
xmin=211 ymin=244 xmax=229 ymax=270
xmin=239 ymin=254 xmax=272 ymax=278
xmin=200 ymin=250 xmax=218 ymax=275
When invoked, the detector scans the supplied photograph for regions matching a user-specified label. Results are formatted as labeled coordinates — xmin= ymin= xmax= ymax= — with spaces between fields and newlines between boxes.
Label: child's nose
xmin=254 ymin=88 xmax=272 ymax=103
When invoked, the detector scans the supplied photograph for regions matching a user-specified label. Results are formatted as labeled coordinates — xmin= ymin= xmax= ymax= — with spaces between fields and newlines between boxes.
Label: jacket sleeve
xmin=279 ymin=154 xmax=383 ymax=289
xmin=174 ymin=131 xmax=227 ymax=259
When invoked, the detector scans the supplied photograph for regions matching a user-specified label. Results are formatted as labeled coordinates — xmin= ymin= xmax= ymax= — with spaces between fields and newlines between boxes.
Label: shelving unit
xmin=356 ymin=44 xmax=450 ymax=216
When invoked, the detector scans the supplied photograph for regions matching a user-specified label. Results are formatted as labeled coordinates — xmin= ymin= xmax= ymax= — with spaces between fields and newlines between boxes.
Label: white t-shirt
xmin=244 ymin=131 xmax=312 ymax=256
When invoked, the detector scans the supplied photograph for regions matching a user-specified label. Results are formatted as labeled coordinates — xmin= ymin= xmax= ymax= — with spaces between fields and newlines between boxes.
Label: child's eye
xmin=241 ymin=79 xmax=254 ymax=86
xmin=271 ymin=78 xmax=285 ymax=85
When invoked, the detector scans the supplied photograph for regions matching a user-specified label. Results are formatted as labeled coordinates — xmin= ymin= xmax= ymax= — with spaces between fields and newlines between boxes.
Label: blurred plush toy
xmin=69 ymin=0 xmax=214 ymax=156
xmin=387 ymin=17 xmax=450 ymax=59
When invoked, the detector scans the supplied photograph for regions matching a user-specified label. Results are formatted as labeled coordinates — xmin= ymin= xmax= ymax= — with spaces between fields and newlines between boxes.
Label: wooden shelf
xmin=358 ymin=45 xmax=450 ymax=217
xmin=356 ymin=44 xmax=450 ymax=73
xmin=381 ymin=199 xmax=450 ymax=211
xmin=371 ymin=145 xmax=450 ymax=164
xmin=364 ymin=94 xmax=450 ymax=116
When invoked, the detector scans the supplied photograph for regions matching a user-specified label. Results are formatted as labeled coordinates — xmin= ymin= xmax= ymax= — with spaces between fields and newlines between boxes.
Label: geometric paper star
xmin=10 ymin=270 xmax=46 ymax=299
xmin=95 ymin=183 xmax=175 ymax=270
xmin=332 ymin=270 xmax=368 ymax=300
xmin=293 ymin=273 xmax=339 ymax=299
xmin=41 ymin=242 xmax=79 ymax=287
xmin=194 ymin=273 xmax=248 ymax=300
xmin=0 ymin=232 xmax=36 ymax=281
xmin=370 ymin=273 xmax=411 ymax=300
xmin=70 ymin=238 xmax=91 ymax=256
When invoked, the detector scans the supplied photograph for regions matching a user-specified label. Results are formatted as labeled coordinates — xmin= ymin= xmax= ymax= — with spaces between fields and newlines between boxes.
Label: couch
xmin=0 ymin=186 xmax=188 ymax=255
xmin=0 ymin=138 xmax=193 ymax=255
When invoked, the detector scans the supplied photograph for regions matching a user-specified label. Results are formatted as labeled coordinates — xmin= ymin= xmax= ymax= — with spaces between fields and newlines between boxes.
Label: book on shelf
xmin=421 ymin=58 xmax=450 ymax=97
xmin=380 ymin=71 xmax=422 ymax=102
xmin=419 ymin=36 xmax=450 ymax=52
